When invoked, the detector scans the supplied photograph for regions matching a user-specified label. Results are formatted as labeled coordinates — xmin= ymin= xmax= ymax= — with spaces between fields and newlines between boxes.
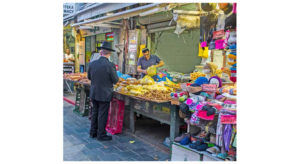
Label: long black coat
xmin=88 ymin=56 xmax=119 ymax=102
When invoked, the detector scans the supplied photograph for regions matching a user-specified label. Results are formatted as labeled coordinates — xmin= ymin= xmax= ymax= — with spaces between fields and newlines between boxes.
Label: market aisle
xmin=63 ymin=101 xmax=171 ymax=161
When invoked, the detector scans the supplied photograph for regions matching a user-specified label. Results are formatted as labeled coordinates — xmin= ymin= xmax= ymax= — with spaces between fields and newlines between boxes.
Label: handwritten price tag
xmin=221 ymin=115 xmax=236 ymax=124
xmin=202 ymin=84 xmax=217 ymax=92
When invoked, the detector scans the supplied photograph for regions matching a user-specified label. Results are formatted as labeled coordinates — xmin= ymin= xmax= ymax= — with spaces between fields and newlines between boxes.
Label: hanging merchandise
xmin=227 ymin=44 xmax=237 ymax=83
xmin=216 ymin=14 xmax=227 ymax=31
xmin=201 ymin=3 xmax=217 ymax=12
xmin=216 ymin=114 xmax=223 ymax=146
xmin=139 ymin=44 xmax=146 ymax=58
xmin=208 ymin=28 xmax=215 ymax=50
xmin=176 ymin=15 xmax=201 ymax=29
xmin=218 ymin=3 xmax=233 ymax=15
xmin=227 ymin=30 xmax=237 ymax=46
xmin=215 ymin=39 xmax=225 ymax=49
xmin=223 ymin=124 xmax=232 ymax=152
xmin=200 ymin=10 xmax=218 ymax=46
xmin=224 ymin=3 xmax=236 ymax=31
xmin=209 ymin=40 xmax=215 ymax=50
xmin=230 ymin=126 xmax=236 ymax=148
xmin=223 ymin=30 xmax=231 ymax=49
xmin=198 ymin=43 xmax=209 ymax=58
xmin=173 ymin=14 xmax=200 ymax=35
xmin=232 ymin=134 xmax=236 ymax=148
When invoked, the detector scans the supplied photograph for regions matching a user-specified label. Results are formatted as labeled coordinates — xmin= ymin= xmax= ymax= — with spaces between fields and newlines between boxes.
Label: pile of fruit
xmin=114 ymin=76 xmax=174 ymax=101
xmin=164 ymin=77 xmax=181 ymax=89
xmin=79 ymin=78 xmax=91 ymax=85
xmin=190 ymin=72 xmax=206 ymax=81
xmin=64 ymin=72 xmax=87 ymax=81
xmin=142 ymin=84 xmax=173 ymax=101
xmin=171 ymin=91 xmax=189 ymax=102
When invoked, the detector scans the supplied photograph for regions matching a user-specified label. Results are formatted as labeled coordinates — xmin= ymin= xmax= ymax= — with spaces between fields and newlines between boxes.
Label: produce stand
xmin=63 ymin=78 xmax=90 ymax=117
xmin=73 ymin=82 xmax=91 ymax=117
xmin=63 ymin=79 xmax=75 ymax=94
xmin=113 ymin=92 xmax=182 ymax=144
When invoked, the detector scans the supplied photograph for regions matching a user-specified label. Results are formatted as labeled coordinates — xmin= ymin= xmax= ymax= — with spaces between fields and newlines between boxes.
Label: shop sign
xmin=63 ymin=3 xmax=75 ymax=17
xmin=129 ymin=54 xmax=135 ymax=59
xmin=105 ymin=32 xmax=114 ymax=41
xmin=130 ymin=39 xmax=137 ymax=44
xmin=202 ymin=84 xmax=217 ymax=92
xmin=129 ymin=45 xmax=137 ymax=52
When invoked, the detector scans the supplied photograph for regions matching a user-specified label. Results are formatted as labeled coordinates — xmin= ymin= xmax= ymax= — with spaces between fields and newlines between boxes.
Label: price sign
xmin=202 ymin=84 xmax=217 ymax=92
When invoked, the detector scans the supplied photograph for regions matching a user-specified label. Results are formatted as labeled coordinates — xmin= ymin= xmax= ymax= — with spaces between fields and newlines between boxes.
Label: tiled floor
xmin=63 ymin=101 xmax=171 ymax=161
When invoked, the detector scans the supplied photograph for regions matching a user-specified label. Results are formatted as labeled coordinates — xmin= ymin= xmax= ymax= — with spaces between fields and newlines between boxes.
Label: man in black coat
xmin=88 ymin=41 xmax=119 ymax=141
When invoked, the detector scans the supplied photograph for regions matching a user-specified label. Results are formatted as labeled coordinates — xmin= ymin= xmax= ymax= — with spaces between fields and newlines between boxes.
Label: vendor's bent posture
xmin=137 ymin=48 xmax=164 ymax=79
xmin=88 ymin=41 xmax=119 ymax=141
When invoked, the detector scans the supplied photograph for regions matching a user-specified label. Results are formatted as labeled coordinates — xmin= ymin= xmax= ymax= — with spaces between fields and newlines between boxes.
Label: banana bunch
xmin=164 ymin=77 xmax=181 ymax=89
xmin=190 ymin=72 xmax=206 ymax=81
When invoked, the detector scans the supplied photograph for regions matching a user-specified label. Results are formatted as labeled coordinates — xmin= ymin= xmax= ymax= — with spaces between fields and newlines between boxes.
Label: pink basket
xmin=105 ymin=98 xmax=125 ymax=135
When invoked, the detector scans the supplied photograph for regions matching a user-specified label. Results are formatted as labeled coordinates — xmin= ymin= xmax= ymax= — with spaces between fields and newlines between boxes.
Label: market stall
xmin=63 ymin=2 xmax=237 ymax=161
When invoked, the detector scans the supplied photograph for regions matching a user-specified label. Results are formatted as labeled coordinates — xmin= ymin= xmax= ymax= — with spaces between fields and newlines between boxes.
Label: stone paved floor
xmin=63 ymin=101 xmax=171 ymax=161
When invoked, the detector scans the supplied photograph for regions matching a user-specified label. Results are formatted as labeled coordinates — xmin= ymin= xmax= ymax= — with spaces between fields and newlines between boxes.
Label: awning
xmin=77 ymin=3 xmax=138 ymax=22
xmin=71 ymin=3 xmax=162 ymax=27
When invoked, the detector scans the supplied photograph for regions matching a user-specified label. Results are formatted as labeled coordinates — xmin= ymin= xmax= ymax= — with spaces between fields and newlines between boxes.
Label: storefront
xmin=81 ymin=27 xmax=120 ymax=71
xmin=63 ymin=3 xmax=237 ymax=161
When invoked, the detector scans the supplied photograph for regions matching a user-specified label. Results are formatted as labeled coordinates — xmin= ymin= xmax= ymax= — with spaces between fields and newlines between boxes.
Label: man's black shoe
xmin=97 ymin=135 xmax=112 ymax=141
xmin=89 ymin=133 xmax=97 ymax=138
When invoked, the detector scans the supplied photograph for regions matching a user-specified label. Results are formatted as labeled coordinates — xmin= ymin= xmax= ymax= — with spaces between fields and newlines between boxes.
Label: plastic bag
xmin=117 ymin=71 xmax=132 ymax=80
xmin=140 ymin=75 xmax=155 ymax=85
xmin=146 ymin=65 xmax=157 ymax=77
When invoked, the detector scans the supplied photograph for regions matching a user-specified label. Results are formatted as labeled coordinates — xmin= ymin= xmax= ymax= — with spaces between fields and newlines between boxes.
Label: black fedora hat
xmin=99 ymin=41 xmax=115 ymax=52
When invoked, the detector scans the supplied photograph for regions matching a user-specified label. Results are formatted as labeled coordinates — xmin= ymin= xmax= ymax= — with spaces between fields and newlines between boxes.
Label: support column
xmin=170 ymin=104 xmax=180 ymax=143
xmin=129 ymin=98 xmax=136 ymax=133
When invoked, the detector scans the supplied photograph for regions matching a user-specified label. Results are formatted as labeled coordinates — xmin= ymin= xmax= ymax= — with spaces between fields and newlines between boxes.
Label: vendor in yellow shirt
xmin=137 ymin=48 xmax=164 ymax=79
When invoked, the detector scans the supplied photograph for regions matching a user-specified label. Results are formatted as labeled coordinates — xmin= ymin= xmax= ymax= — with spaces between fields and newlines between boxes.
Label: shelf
xmin=172 ymin=142 xmax=224 ymax=161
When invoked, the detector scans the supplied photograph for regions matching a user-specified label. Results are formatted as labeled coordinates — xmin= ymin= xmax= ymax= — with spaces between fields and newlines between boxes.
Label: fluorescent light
xmin=78 ymin=26 xmax=93 ymax=30
xmin=92 ymin=23 xmax=121 ymax=29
